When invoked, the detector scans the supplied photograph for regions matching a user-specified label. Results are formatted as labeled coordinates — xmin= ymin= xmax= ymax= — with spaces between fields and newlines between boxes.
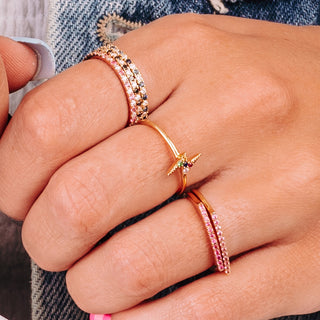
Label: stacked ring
xmin=188 ymin=189 xmax=230 ymax=274
xmin=85 ymin=44 xmax=149 ymax=126
xmin=140 ymin=119 xmax=201 ymax=194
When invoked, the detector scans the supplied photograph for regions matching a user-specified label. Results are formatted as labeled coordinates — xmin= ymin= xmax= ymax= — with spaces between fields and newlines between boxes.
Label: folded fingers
xmin=21 ymin=100 xmax=219 ymax=270
xmin=52 ymin=165 xmax=305 ymax=313
xmin=64 ymin=182 xmax=318 ymax=315
xmin=0 ymin=17 xmax=189 ymax=220
xmin=21 ymin=85 xmax=309 ymax=271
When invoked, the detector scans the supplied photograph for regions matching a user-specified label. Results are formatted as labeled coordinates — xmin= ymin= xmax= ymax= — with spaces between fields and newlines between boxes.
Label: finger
xmin=0 ymin=36 xmax=38 ymax=134
xmin=21 ymin=58 xmax=301 ymax=272
xmin=0 ymin=13 xmax=295 ymax=221
xmin=62 ymin=160 xmax=312 ymax=314
xmin=51 ymin=146 xmax=319 ymax=311
xmin=0 ymin=14 xmax=195 ymax=219
xmin=0 ymin=36 xmax=38 ymax=92
xmin=110 ymin=233 xmax=320 ymax=320
xmin=64 ymin=198 xmax=234 ymax=314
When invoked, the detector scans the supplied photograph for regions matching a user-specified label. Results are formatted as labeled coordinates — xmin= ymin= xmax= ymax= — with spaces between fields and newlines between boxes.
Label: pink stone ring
xmin=188 ymin=189 xmax=230 ymax=274
xmin=85 ymin=44 xmax=149 ymax=126
xmin=90 ymin=315 xmax=111 ymax=320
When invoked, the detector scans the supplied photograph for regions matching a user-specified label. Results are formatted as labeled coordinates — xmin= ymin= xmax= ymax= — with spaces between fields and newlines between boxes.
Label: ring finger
xmin=64 ymin=169 xmax=303 ymax=314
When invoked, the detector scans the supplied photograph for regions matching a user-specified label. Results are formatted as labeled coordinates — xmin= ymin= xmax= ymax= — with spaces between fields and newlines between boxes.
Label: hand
xmin=0 ymin=36 xmax=38 ymax=134
xmin=1 ymin=14 xmax=320 ymax=319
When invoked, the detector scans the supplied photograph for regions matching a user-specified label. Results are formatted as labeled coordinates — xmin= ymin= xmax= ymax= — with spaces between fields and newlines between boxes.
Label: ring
xmin=188 ymin=189 xmax=230 ymax=274
xmin=140 ymin=119 xmax=201 ymax=194
xmin=85 ymin=44 xmax=149 ymax=126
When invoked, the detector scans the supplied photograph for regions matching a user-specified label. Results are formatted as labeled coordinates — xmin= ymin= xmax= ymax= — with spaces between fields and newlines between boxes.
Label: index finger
xmin=0 ymin=15 xmax=193 ymax=219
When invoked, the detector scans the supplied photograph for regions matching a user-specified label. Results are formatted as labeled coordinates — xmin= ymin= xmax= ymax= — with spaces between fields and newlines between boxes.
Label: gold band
xmin=140 ymin=119 xmax=201 ymax=194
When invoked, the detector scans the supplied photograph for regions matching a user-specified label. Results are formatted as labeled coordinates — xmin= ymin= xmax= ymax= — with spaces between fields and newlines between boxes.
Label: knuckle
xmin=183 ymin=295 xmax=210 ymax=320
xmin=47 ymin=164 xmax=105 ymax=239
xmin=108 ymin=235 xmax=166 ymax=299
xmin=262 ymin=75 xmax=293 ymax=122
xmin=163 ymin=13 xmax=222 ymax=47
xmin=66 ymin=270 xmax=97 ymax=314
xmin=288 ymin=154 xmax=320 ymax=203
xmin=18 ymin=89 xmax=76 ymax=157
xmin=294 ymin=155 xmax=320 ymax=187
xmin=207 ymin=292 xmax=239 ymax=320
xmin=182 ymin=287 xmax=236 ymax=320
xmin=19 ymin=92 xmax=62 ymax=152
xmin=244 ymin=71 xmax=294 ymax=127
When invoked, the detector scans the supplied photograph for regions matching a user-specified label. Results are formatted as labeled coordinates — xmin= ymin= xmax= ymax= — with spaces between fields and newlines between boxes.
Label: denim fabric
xmin=226 ymin=0 xmax=320 ymax=25
xmin=32 ymin=0 xmax=320 ymax=319
xmin=47 ymin=0 xmax=320 ymax=73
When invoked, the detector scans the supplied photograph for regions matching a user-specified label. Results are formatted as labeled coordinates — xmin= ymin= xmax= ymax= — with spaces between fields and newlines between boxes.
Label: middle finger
xmin=21 ymin=96 xmax=221 ymax=271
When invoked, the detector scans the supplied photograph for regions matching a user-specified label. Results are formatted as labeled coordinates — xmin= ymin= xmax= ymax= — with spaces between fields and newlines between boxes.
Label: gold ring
xmin=140 ymin=119 xmax=201 ymax=194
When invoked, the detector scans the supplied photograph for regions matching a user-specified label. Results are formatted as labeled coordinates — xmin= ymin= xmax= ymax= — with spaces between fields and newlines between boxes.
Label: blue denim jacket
xmin=32 ymin=0 xmax=320 ymax=319
xmin=48 ymin=0 xmax=320 ymax=73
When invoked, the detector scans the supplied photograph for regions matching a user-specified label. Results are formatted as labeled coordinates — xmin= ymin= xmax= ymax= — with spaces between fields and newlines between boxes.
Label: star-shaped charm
xmin=167 ymin=152 xmax=201 ymax=176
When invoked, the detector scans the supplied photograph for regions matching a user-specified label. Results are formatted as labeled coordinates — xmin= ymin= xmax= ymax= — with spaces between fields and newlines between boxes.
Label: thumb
xmin=0 ymin=36 xmax=39 ymax=92
xmin=0 ymin=36 xmax=55 ymax=134
xmin=0 ymin=36 xmax=38 ymax=134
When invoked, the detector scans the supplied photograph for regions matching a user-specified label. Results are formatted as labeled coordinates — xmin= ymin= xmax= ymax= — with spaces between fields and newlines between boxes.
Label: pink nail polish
xmin=90 ymin=314 xmax=111 ymax=320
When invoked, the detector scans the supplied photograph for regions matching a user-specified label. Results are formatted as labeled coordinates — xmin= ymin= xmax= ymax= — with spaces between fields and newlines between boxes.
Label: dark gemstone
xmin=134 ymin=88 xmax=139 ymax=93
xmin=143 ymin=106 xmax=148 ymax=112
xmin=126 ymin=59 xmax=132 ymax=64
xmin=143 ymin=94 xmax=148 ymax=100
xmin=183 ymin=162 xmax=188 ymax=167
xmin=123 ymin=64 xmax=128 ymax=69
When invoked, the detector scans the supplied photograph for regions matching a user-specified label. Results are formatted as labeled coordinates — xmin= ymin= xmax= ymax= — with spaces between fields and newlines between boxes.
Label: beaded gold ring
xmin=140 ymin=119 xmax=201 ymax=194
xmin=188 ymin=189 xmax=230 ymax=274
xmin=84 ymin=44 xmax=149 ymax=126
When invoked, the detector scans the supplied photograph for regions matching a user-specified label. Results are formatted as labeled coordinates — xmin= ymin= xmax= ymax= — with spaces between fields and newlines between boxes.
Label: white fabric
xmin=0 ymin=0 xmax=48 ymax=39
xmin=209 ymin=0 xmax=229 ymax=13
xmin=209 ymin=0 xmax=239 ymax=13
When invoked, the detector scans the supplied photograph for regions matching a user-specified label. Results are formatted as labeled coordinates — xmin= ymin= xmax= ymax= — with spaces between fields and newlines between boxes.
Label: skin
xmin=1 ymin=14 xmax=320 ymax=319
xmin=0 ymin=36 xmax=38 ymax=133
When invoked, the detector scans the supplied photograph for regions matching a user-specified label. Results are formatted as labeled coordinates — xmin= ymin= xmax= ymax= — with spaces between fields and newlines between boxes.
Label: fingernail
xmin=9 ymin=37 xmax=55 ymax=80
xmin=90 ymin=314 xmax=112 ymax=320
